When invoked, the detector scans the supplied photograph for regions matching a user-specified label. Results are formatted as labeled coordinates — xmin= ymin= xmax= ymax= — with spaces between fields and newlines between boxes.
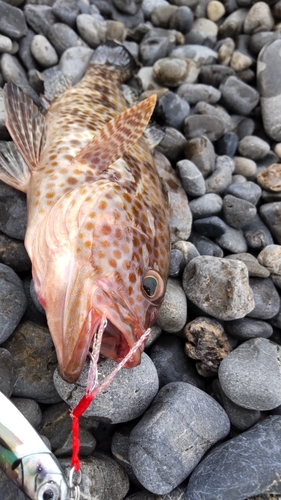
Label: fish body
xmin=0 ymin=42 xmax=170 ymax=383
xmin=0 ymin=391 xmax=68 ymax=499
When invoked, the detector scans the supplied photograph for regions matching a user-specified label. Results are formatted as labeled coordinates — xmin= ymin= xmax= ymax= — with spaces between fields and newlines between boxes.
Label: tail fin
xmin=90 ymin=41 xmax=139 ymax=82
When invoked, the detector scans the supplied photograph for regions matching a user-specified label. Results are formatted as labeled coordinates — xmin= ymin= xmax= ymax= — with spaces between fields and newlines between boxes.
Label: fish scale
xmin=0 ymin=41 xmax=170 ymax=383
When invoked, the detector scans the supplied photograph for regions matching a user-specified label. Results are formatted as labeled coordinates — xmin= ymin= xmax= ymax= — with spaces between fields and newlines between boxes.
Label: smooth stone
xmin=189 ymin=193 xmax=223 ymax=220
xmin=193 ymin=216 xmax=227 ymax=238
xmin=184 ymin=114 xmax=224 ymax=142
xmin=156 ymin=279 xmax=187 ymax=333
xmin=0 ymin=232 xmax=30 ymax=272
xmin=168 ymin=248 xmax=184 ymax=277
xmin=150 ymin=5 xmax=178 ymax=27
xmin=231 ymin=115 xmax=255 ymax=139
xmin=0 ymin=53 xmax=41 ymax=107
xmin=225 ymin=252 xmax=270 ymax=278
xmin=188 ymin=232 xmax=224 ymax=257
xmin=22 ymin=277 xmax=47 ymax=327
xmin=113 ymin=0 xmax=141 ymax=15
xmin=215 ymin=224 xmax=248 ymax=253
xmin=219 ymin=76 xmax=259 ymax=115
xmin=0 ymin=263 xmax=27 ymax=343
xmin=11 ymin=397 xmax=42 ymax=429
xmin=199 ymin=64 xmax=235 ymax=88
xmin=0 ymin=0 xmax=27 ymax=39
xmin=194 ymin=102 xmax=232 ymax=132
xmin=207 ymin=0 xmax=225 ymax=21
xmin=129 ymin=382 xmax=230 ymax=495
xmin=153 ymin=57 xmax=191 ymax=87
xmin=217 ymin=37 xmax=235 ymax=65
xmin=215 ymin=132 xmax=239 ymax=157
xmin=243 ymin=214 xmax=274 ymax=250
xmin=205 ymin=164 xmax=233 ymax=194
xmin=186 ymin=416 xmax=281 ymax=499
xmin=54 ymin=353 xmax=159 ymax=423
xmin=149 ymin=334 xmax=204 ymax=388
xmin=0 ymin=89 xmax=9 ymax=140
xmin=218 ymin=8 xmax=248 ymax=38
xmin=0 ymin=35 xmax=13 ymax=53
xmin=59 ymin=46 xmax=93 ymax=83
xmin=262 ymin=190 xmax=281 ymax=202
xmin=112 ymin=421 xmax=143 ymax=488
xmin=226 ymin=181 xmax=262 ymax=205
xmin=183 ymin=256 xmax=255 ymax=320
xmin=52 ymin=0 xmax=80 ymax=27
xmin=238 ymin=135 xmax=270 ymax=160
xmin=258 ymin=245 xmax=281 ymax=276
xmin=176 ymin=159 xmax=206 ymax=197
xmin=178 ymin=83 xmax=221 ymax=105
xmin=170 ymin=44 xmax=218 ymax=65
xmin=56 ymin=426 xmax=96 ymax=457
xmin=0 ymin=348 xmax=15 ymax=397
xmin=223 ymin=194 xmax=257 ymax=228
xmin=244 ymin=2 xmax=274 ymax=34
xmin=224 ymin=317 xmax=273 ymax=340
xmin=192 ymin=17 xmax=218 ymax=37
xmin=259 ymin=202 xmax=281 ymax=244
xmin=172 ymin=241 xmax=200 ymax=267
xmin=24 ymin=5 xmax=56 ymax=37
xmin=76 ymin=14 xmax=106 ymax=48
xmin=157 ymin=127 xmax=187 ymax=163
xmin=140 ymin=31 xmax=176 ymax=66
xmin=184 ymin=136 xmax=216 ymax=178
xmin=233 ymin=156 xmax=257 ymax=177
xmin=47 ymin=22 xmax=87 ymax=56
xmin=257 ymin=163 xmax=281 ymax=192
xmin=4 ymin=321 xmax=61 ymax=404
xmin=247 ymin=277 xmax=280 ymax=319
xmin=154 ymin=90 xmax=190 ymax=130
xmin=184 ymin=317 xmax=231 ymax=377
xmin=212 ymin=378 xmax=261 ymax=431
xmin=219 ymin=338 xmax=281 ymax=410
xmin=31 ymin=34 xmax=58 ymax=67
xmin=250 ymin=31 xmax=281 ymax=55
xmin=18 ymin=29 xmax=37 ymax=71
xmin=169 ymin=5 xmax=194 ymax=32
xmin=111 ymin=1 xmax=144 ymax=28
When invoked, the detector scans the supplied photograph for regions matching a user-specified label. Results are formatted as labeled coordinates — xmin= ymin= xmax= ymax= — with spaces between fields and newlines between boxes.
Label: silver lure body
xmin=0 ymin=391 xmax=69 ymax=499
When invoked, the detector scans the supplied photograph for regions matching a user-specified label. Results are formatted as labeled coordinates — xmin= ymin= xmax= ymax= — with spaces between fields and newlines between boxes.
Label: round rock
xmin=247 ymin=277 xmax=280 ymax=319
xmin=258 ymin=244 xmax=281 ymax=276
xmin=129 ymin=382 xmax=230 ymax=495
xmin=0 ymin=182 xmax=27 ymax=240
xmin=176 ymin=160 xmax=206 ymax=197
xmin=54 ymin=353 xmax=159 ymax=423
xmin=184 ymin=136 xmax=216 ymax=178
xmin=0 ymin=263 xmax=27 ymax=343
xmin=219 ymin=75 xmax=259 ymax=115
xmin=189 ymin=193 xmax=223 ymax=220
xmin=257 ymin=163 xmax=281 ymax=192
xmin=238 ymin=135 xmax=270 ymax=160
xmin=153 ymin=57 xmax=191 ymax=87
xmin=223 ymin=194 xmax=257 ymax=228
xmin=244 ymin=2 xmax=274 ymax=34
xmin=224 ymin=317 xmax=273 ymax=340
xmin=156 ymin=279 xmax=187 ymax=333
xmin=219 ymin=338 xmax=281 ymax=410
xmin=183 ymin=256 xmax=255 ymax=320
xmin=31 ymin=34 xmax=58 ymax=68
xmin=259 ymin=201 xmax=281 ymax=244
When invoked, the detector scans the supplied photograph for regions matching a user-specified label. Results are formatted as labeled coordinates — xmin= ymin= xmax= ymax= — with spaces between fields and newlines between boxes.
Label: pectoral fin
xmin=0 ymin=141 xmax=30 ymax=192
xmin=75 ymin=94 xmax=157 ymax=174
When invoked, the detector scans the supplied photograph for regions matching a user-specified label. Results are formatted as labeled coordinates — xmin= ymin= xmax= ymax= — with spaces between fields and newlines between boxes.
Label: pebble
xmin=152 ymin=57 xmax=191 ymax=87
xmin=169 ymin=5 xmax=194 ymax=32
xmin=184 ymin=317 xmax=231 ymax=377
xmin=233 ymin=156 xmax=257 ymax=177
xmin=59 ymin=46 xmax=93 ymax=83
xmin=168 ymin=248 xmax=184 ymax=277
xmin=140 ymin=32 xmax=175 ymax=66
xmin=189 ymin=232 xmax=224 ymax=257
xmin=244 ymin=2 xmax=274 ymax=34
xmin=170 ymin=44 xmax=218 ymax=65
xmin=0 ymin=232 xmax=30 ymax=272
xmin=219 ymin=8 xmax=248 ymax=38
xmin=11 ymin=397 xmax=42 ymax=429
xmin=184 ymin=136 xmax=216 ymax=178
xmin=207 ymin=0 xmax=225 ymax=21
xmin=219 ymin=338 xmax=281 ymax=410
xmin=23 ymin=5 xmax=56 ymax=37
xmin=151 ymin=5 xmax=178 ymax=27
xmin=3 ymin=321 xmax=61 ymax=404
xmin=212 ymin=379 xmax=261 ymax=431
xmin=76 ymin=14 xmax=106 ymax=49
xmin=0 ymin=263 xmax=27 ymax=344
xmin=219 ymin=75 xmax=260 ymax=115
xmin=177 ymin=83 xmax=221 ymax=105
xmin=193 ymin=216 xmax=227 ymax=238
xmin=0 ymin=348 xmax=15 ymax=397
xmin=215 ymin=131 xmax=239 ymax=157
xmin=192 ymin=18 xmax=218 ymax=38
xmin=182 ymin=256 xmax=255 ymax=320
xmin=189 ymin=193 xmax=223 ymax=219
xmin=111 ymin=421 xmax=143 ymax=488
xmin=257 ymin=163 xmax=281 ymax=192
xmin=52 ymin=0 xmax=80 ymax=28
xmin=176 ymin=159 xmax=206 ymax=197
xmin=129 ymin=382 xmax=230 ymax=495
xmin=243 ymin=213 xmax=274 ymax=250
xmin=238 ymin=135 xmax=270 ymax=161
xmin=0 ymin=35 xmax=13 ymax=54
xmin=154 ymin=90 xmax=190 ymax=130
xmin=47 ymin=22 xmax=87 ymax=56
xmin=223 ymin=194 xmax=257 ymax=228
xmin=186 ymin=416 xmax=281 ymax=499
xmin=215 ymin=224 xmax=248 ymax=253
xmin=156 ymin=279 xmax=187 ymax=333
xmin=31 ymin=34 xmax=58 ymax=67
xmin=18 ymin=29 xmax=37 ymax=71
xmin=226 ymin=181 xmax=262 ymax=205
xmin=1 ymin=53 xmax=41 ymax=108
xmin=247 ymin=277 xmax=280 ymax=319
xmin=0 ymin=0 xmax=27 ymax=39
xmin=199 ymin=64 xmax=235 ymax=87
xmin=259 ymin=202 xmax=281 ymax=244
xmin=225 ymin=252 xmax=270 ymax=278
xmin=157 ymin=127 xmax=187 ymax=163
xmin=224 ymin=317 xmax=273 ymax=340
xmin=149 ymin=334 xmax=204 ymax=388
xmin=205 ymin=163 xmax=233 ymax=194
xmin=54 ymin=353 xmax=159 ymax=423
xmin=258 ymin=245 xmax=281 ymax=277
xmin=184 ymin=114 xmax=224 ymax=141
xmin=172 ymin=240 xmax=200 ymax=267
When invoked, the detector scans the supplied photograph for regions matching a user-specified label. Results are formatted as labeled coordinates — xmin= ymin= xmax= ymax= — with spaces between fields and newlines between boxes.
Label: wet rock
xmin=152 ymin=57 xmax=191 ymax=87
xmin=184 ymin=317 xmax=231 ymax=377
xmin=54 ymin=353 xmax=159 ymax=423
xmin=156 ymin=279 xmax=187 ymax=333
xmin=149 ymin=334 xmax=204 ymax=388
xmin=0 ymin=348 xmax=15 ymax=397
xmin=0 ymin=232 xmax=30 ymax=272
xmin=182 ymin=256 xmax=255 ymax=320
xmin=31 ymin=34 xmax=58 ymax=67
xmin=193 ymin=216 xmax=227 ymax=238
xmin=4 ymin=321 xmax=61 ymax=404
xmin=257 ymin=163 xmax=281 ymax=192
xmin=226 ymin=181 xmax=262 ymax=205
xmin=225 ymin=252 xmax=270 ymax=278
xmin=0 ymin=264 xmax=27 ymax=344
xmin=243 ymin=214 xmax=274 ymax=250
xmin=224 ymin=317 xmax=273 ymax=340
xmin=129 ymin=382 xmax=230 ymax=495
xmin=154 ymin=90 xmax=190 ymax=130
xmin=189 ymin=193 xmax=223 ymax=220
xmin=244 ymin=2 xmax=274 ymax=35
xmin=0 ymin=0 xmax=28 ymax=39
xmin=176 ymin=159 xmax=206 ymax=197
xmin=186 ymin=416 xmax=281 ymax=499
xmin=184 ymin=136 xmax=216 ymax=178
xmin=247 ymin=277 xmax=280 ymax=320
xmin=223 ymin=194 xmax=257 ymax=228
xmin=219 ymin=75 xmax=259 ymax=115
xmin=259 ymin=202 xmax=281 ymax=244
xmin=219 ymin=338 xmax=281 ymax=410
xmin=184 ymin=114 xmax=224 ymax=142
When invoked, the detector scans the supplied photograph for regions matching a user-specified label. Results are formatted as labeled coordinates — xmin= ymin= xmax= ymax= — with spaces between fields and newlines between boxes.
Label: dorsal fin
xmin=0 ymin=141 xmax=30 ymax=192
xmin=4 ymin=81 xmax=46 ymax=171
xmin=75 ymin=94 xmax=157 ymax=173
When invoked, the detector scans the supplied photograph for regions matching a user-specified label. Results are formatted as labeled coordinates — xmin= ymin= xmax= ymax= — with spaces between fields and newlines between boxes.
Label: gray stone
xmin=76 ymin=14 xmax=107 ymax=48
xmin=47 ymin=22 xmax=86 ymax=56
xmin=170 ymin=45 xmax=218 ymax=65
xmin=178 ymin=83 xmax=221 ymax=105
xmin=112 ymin=421 xmax=143 ymax=488
xmin=225 ymin=252 xmax=270 ymax=278
xmin=156 ymin=279 xmax=187 ymax=333
xmin=59 ymin=46 xmax=93 ymax=83
xmin=205 ymin=164 xmax=233 ymax=194
xmin=154 ymin=90 xmax=190 ymax=130
xmin=153 ymin=57 xmax=192 ymax=87
xmin=150 ymin=5 xmax=178 ymax=27
xmin=186 ymin=416 xmax=281 ymax=499
xmin=0 ymin=182 xmax=27 ymax=240
xmin=244 ymin=2 xmax=274 ymax=34
xmin=54 ymin=353 xmax=159 ymax=423
xmin=157 ymin=127 xmax=187 ymax=163
xmin=140 ymin=32 xmax=176 ymax=66
xmin=0 ymin=0 xmax=27 ymax=39
xmin=247 ymin=277 xmax=280 ymax=320
xmin=0 ymin=232 xmax=30 ymax=272
xmin=52 ymin=0 xmax=80 ymax=27
xmin=184 ymin=114 xmax=224 ymax=142
xmin=168 ymin=248 xmax=184 ymax=277
xmin=31 ymin=34 xmax=58 ymax=68
xmin=224 ymin=317 xmax=273 ymax=340
xmin=223 ymin=194 xmax=257 ymax=229
xmin=18 ymin=29 xmax=37 ymax=71
xmin=189 ymin=232 xmax=224 ymax=257
xmin=219 ymin=338 xmax=281 ymax=410
xmin=194 ymin=102 xmax=232 ymax=132
xmin=129 ymin=382 xmax=230 ymax=495
xmin=11 ymin=397 xmax=42 ymax=429
xmin=0 ymin=348 xmax=14 ymax=397
xmin=238 ymin=135 xmax=270 ymax=160
xmin=243 ymin=214 xmax=274 ymax=250
xmin=4 ymin=321 xmax=61 ymax=404
xmin=199 ymin=64 xmax=235 ymax=88
xmin=183 ymin=256 xmax=255 ymax=320
xmin=0 ymin=35 xmax=13 ymax=53
xmin=172 ymin=241 xmax=200 ymax=267
xmin=259 ymin=202 xmax=281 ymax=244
xmin=184 ymin=136 xmax=216 ymax=178
xmin=176 ymin=159 xmax=206 ymax=197
xmin=219 ymin=8 xmax=248 ymax=38
xmin=226 ymin=181 xmax=262 ymax=205
xmin=189 ymin=193 xmax=223 ymax=220
xmin=193 ymin=216 xmax=227 ymax=238
xmin=233 ymin=156 xmax=257 ymax=177
xmin=250 ymin=31 xmax=281 ymax=55
xmin=219 ymin=75 xmax=259 ymax=115
xmin=0 ymin=53 xmax=41 ymax=107
xmin=0 ymin=264 xmax=27 ymax=343
xmin=258 ymin=245 xmax=281 ymax=276
xmin=169 ymin=5 xmax=194 ymax=32
xmin=24 ymin=5 xmax=56 ymax=37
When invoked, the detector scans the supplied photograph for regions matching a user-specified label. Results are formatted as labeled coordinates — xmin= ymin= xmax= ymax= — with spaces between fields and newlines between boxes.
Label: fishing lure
xmin=0 ymin=41 xmax=170 ymax=384
xmin=0 ymin=391 xmax=69 ymax=500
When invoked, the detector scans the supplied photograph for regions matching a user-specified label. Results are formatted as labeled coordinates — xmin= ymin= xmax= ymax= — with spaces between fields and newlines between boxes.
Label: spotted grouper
xmin=0 ymin=42 xmax=170 ymax=383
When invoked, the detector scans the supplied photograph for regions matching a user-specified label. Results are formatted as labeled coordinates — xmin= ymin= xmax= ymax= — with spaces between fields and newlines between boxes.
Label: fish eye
xmin=37 ymin=481 xmax=60 ymax=500
xmin=142 ymin=270 xmax=164 ymax=301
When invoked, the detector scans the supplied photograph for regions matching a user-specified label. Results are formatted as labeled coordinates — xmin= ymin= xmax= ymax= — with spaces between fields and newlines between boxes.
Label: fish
xmin=0 ymin=41 xmax=170 ymax=383
xmin=0 ymin=391 xmax=68 ymax=500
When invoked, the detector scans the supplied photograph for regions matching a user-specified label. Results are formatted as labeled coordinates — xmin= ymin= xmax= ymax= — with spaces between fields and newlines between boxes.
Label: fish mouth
xmin=99 ymin=319 xmax=142 ymax=367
